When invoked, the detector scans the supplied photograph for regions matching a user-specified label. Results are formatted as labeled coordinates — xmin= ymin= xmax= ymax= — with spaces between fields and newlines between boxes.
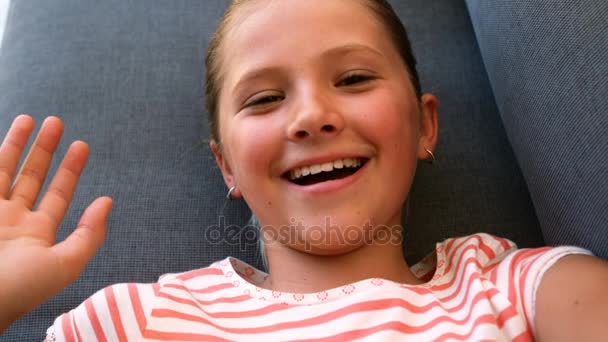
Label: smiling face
xmin=211 ymin=0 xmax=437 ymax=255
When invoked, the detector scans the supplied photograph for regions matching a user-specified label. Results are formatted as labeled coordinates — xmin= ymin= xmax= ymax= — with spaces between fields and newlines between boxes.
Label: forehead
xmin=221 ymin=0 xmax=395 ymax=80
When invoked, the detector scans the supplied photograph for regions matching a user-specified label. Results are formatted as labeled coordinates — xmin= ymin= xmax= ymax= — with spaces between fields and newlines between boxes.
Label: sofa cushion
xmin=0 ymin=0 xmax=543 ymax=340
xmin=466 ymin=0 xmax=608 ymax=259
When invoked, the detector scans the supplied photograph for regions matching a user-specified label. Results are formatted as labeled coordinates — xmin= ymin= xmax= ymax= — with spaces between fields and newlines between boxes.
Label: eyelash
xmin=244 ymin=73 xmax=374 ymax=108
xmin=246 ymin=95 xmax=284 ymax=107
xmin=337 ymin=72 xmax=374 ymax=87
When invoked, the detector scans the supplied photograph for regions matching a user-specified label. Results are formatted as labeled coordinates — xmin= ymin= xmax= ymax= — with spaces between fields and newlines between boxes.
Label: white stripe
xmin=72 ymin=299 xmax=96 ymax=340
xmin=48 ymin=315 xmax=68 ymax=342
xmin=154 ymin=273 xmax=481 ymax=328
xmin=494 ymin=250 xmax=515 ymax=299
xmin=47 ymin=234 xmax=559 ymax=341
xmin=112 ymin=284 xmax=145 ymax=340
xmin=148 ymin=274 xmax=503 ymax=339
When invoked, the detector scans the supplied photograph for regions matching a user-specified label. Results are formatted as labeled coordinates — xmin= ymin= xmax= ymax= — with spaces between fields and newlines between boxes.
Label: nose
xmin=286 ymin=85 xmax=345 ymax=141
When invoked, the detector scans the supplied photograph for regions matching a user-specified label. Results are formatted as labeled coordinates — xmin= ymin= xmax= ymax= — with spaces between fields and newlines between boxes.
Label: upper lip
xmin=281 ymin=154 xmax=370 ymax=177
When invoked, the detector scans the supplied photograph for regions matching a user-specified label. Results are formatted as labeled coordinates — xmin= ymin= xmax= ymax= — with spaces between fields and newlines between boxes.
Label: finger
xmin=9 ymin=116 xmax=64 ymax=208
xmin=52 ymin=196 xmax=112 ymax=284
xmin=37 ymin=141 xmax=89 ymax=229
xmin=0 ymin=115 xmax=35 ymax=198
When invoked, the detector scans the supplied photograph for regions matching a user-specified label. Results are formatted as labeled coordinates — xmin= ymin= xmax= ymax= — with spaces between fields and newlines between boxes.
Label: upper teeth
xmin=289 ymin=158 xmax=362 ymax=180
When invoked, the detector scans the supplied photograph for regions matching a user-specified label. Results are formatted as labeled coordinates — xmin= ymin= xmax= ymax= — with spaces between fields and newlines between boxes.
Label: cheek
xmin=348 ymin=89 xmax=419 ymax=153
xmin=225 ymin=115 xmax=285 ymax=179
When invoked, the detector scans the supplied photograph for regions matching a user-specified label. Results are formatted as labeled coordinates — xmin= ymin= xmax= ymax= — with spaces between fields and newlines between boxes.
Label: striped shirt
xmin=46 ymin=233 xmax=592 ymax=341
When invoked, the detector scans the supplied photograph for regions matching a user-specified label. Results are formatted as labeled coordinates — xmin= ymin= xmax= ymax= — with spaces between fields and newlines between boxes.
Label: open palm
xmin=0 ymin=115 xmax=112 ymax=332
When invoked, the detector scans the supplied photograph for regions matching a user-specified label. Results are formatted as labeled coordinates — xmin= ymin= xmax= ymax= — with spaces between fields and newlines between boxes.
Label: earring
xmin=425 ymin=148 xmax=436 ymax=164
xmin=226 ymin=186 xmax=237 ymax=200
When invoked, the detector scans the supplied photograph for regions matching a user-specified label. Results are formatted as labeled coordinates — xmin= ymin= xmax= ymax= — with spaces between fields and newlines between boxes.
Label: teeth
xmin=289 ymin=158 xmax=364 ymax=180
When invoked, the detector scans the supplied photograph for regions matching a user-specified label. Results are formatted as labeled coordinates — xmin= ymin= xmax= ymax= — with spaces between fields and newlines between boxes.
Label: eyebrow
xmin=231 ymin=43 xmax=385 ymax=94
xmin=321 ymin=43 xmax=385 ymax=59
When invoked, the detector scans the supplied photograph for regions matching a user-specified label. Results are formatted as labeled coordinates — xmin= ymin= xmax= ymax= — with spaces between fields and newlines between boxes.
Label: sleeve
xmin=488 ymin=245 xmax=594 ymax=338
xmin=45 ymin=283 xmax=157 ymax=342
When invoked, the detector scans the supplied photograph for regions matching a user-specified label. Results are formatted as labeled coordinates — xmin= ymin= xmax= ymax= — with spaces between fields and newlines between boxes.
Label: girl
xmin=1 ymin=0 xmax=607 ymax=340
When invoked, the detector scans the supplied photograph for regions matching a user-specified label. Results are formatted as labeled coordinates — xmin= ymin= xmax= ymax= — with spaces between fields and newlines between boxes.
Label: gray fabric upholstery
xmin=388 ymin=0 xmax=542 ymax=263
xmin=0 ymin=0 xmax=543 ymax=340
xmin=465 ymin=0 xmax=608 ymax=259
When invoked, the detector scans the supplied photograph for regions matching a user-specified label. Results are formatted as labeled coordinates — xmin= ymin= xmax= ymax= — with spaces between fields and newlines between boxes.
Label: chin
xmin=290 ymin=239 xmax=365 ymax=256
xmin=283 ymin=215 xmax=378 ymax=255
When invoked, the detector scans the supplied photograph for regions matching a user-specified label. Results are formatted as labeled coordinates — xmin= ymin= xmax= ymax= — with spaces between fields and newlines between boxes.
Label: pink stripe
xmin=429 ymin=247 xmax=487 ymax=292
xmin=405 ymin=253 xmax=496 ymax=302
xmin=150 ymin=283 xmax=501 ymax=335
xmin=493 ymin=295 xmax=519 ymax=328
xmin=128 ymin=283 xmax=148 ymax=334
xmin=489 ymin=234 xmax=514 ymax=252
xmin=61 ymin=314 xmax=76 ymax=342
xmin=84 ymin=298 xmax=108 ymax=342
xmin=153 ymin=268 xmax=492 ymax=324
xmin=517 ymin=247 xmax=551 ymax=334
xmin=443 ymin=238 xmax=458 ymax=258
xmin=436 ymin=258 xmax=482 ymax=303
xmin=444 ymin=235 xmax=478 ymax=263
xmin=74 ymin=318 xmax=83 ymax=341
xmin=506 ymin=249 xmax=546 ymax=309
xmin=105 ymin=286 xmax=128 ymax=341
xmin=444 ymin=235 xmax=496 ymax=275
xmin=434 ymin=314 xmax=498 ymax=341
xmin=489 ymin=266 xmax=499 ymax=284
xmin=506 ymin=250 xmax=528 ymax=308
xmin=293 ymin=313 xmax=498 ymax=342
xmin=483 ymin=260 xmax=501 ymax=276
xmin=478 ymin=240 xmax=496 ymax=260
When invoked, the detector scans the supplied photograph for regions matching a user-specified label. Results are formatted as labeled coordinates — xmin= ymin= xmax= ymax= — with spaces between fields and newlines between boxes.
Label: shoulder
xmin=535 ymin=254 xmax=608 ymax=341
xmin=438 ymin=233 xmax=518 ymax=268
xmin=471 ymin=238 xmax=596 ymax=340
xmin=47 ymin=260 xmax=233 ymax=341
xmin=46 ymin=282 xmax=159 ymax=341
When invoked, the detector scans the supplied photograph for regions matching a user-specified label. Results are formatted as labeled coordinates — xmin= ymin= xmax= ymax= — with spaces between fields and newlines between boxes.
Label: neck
xmin=259 ymin=217 xmax=423 ymax=293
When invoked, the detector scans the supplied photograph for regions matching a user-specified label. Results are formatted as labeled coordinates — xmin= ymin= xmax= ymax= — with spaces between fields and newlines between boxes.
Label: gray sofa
xmin=0 ymin=0 xmax=606 ymax=340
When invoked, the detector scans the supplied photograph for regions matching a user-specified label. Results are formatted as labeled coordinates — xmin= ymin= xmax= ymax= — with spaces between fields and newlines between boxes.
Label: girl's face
xmin=212 ymin=0 xmax=437 ymax=255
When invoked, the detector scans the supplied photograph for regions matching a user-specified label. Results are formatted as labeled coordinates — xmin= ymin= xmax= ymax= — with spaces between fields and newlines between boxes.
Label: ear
xmin=416 ymin=93 xmax=439 ymax=161
xmin=210 ymin=140 xmax=242 ymax=199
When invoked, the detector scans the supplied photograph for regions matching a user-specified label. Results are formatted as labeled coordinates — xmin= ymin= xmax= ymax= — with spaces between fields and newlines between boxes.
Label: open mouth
xmin=284 ymin=158 xmax=369 ymax=186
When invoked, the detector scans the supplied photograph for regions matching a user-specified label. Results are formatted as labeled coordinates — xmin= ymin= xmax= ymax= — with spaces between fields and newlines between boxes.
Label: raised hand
xmin=0 ymin=115 xmax=112 ymax=333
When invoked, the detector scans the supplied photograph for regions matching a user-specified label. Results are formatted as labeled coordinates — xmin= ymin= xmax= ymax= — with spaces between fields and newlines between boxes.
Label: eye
xmin=244 ymin=94 xmax=284 ymax=108
xmin=337 ymin=72 xmax=374 ymax=87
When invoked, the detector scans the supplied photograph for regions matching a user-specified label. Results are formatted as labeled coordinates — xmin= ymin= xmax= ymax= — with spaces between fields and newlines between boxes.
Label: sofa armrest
xmin=466 ymin=0 xmax=608 ymax=259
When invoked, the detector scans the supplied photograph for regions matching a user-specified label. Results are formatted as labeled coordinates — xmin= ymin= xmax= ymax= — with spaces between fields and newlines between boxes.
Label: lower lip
xmin=285 ymin=161 xmax=369 ymax=195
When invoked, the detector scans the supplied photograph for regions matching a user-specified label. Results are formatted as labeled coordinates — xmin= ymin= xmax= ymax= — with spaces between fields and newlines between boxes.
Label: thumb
xmin=52 ymin=196 xmax=113 ymax=283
